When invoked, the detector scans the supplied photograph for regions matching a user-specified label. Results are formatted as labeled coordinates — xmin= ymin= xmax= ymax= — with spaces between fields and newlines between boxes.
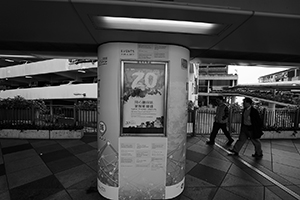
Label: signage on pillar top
xmin=121 ymin=61 xmax=167 ymax=136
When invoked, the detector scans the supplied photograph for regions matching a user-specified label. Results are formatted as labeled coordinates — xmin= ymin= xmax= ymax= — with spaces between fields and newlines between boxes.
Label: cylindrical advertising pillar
xmin=97 ymin=43 xmax=189 ymax=200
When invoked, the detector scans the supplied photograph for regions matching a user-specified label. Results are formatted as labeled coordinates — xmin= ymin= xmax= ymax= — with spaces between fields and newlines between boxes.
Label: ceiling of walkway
xmin=1 ymin=0 xmax=300 ymax=68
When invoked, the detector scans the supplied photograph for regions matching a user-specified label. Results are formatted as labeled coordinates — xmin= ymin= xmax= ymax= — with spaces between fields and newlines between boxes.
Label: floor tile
xmin=75 ymin=149 xmax=98 ymax=163
xmin=40 ymin=149 xmax=73 ymax=163
xmin=272 ymin=148 xmax=300 ymax=158
xmin=55 ymin=164 xmax=96 ymax=188
xmin=281 ymin=174 xmax=300 ymax=185
xmin=200 ymin=155 xmax=231 ymax=172
xmin=66 ymin=144 xmax=95 ymax=155
xmin=86 ymin=159 xmax=98 ymax=172
xmin=264 ymin=187 xmax=284 ymax=200
xmin=272 ymin=154 xmax=300 ymax=168
xmin=186 ymin=142 xmax=195 ymax=149
xmin=67 ymin=175 xmax=96 ymax=189
xmin=214 ymin=187 xmax=253 ymax=200
xmin=34 ymin=143 xmax=64 ymax=154
xmin=272 ymin=140 xmax=295 ymax=147
xmin=273 ymin=163 xmax=300 ymax=184
xmin=0 ymin=164 xmax=5 ymax=176
xmin=188 ymin=143 xmax=213 ymax=155
xmin=224 ymin=186 xmax=264 ymax=200
xmin=185 ymin=159 xmax=197 ymax=174
xmin=188 ymin=164 xmax=226 ymax=186
xmin=236 ymin=166 xmax=273 ymax=186
xmin=0 ymin=191 xmax=10 ymax=200
xmin=56 ymin=140 xmax=85 ymax=148
xmin=182 ymin=186 xmax=218 ymax=200
xmin=173 ymin=194 xmax=190 ymax=200
xmin=227 ymin=164 xmax=260 ymax=180
xmin=2 ymin=143 xmax=32 ymax=155
xmin=286 ymin=185 xmax=300 ymax=198
xmin=0 ymin=175 xmax=8 ymax=193
xmin=67 ymin=188 xmax=104 ymax=200
xmin=186 ymin=150 xmax=206 ymax=163
xmin=30 ymin=140 xmax=57 ymax=149
xmin=88 ymin=141 xmax=97 ymax=149
xmin=5 ymin=155 xmax=44 ymax=174
xmin=186 ymin=137 xmax=201 ymax=144
xmin=221 ymin=173 xmax=262 ymax=187
xmin=272 ymin=143 xmax=298 ymax=153
xmin=266 ymin=185 xmax=298 ymax=200
xmin=9 ymin=175 xmax=64 ymax=200
xmin=80 ymin=135 xmax=98 ymax=144
xmin=206 ymin=150 xmax=230 ymax=162
xmin=3 ymin=149 xmax=37 ymax=163
xmin=0 ymin=139 xmax=28 ymax=148
xmin=42 ymin=190 xmax=72 ymax=200
xmin=0 ymin=156 xmax=3 ymax=165
xmin=46 ymin=156 xmax=84 ymax=174
xmin=184 ymin=174 xmax=214 ymax=187
xmin=7 ymin=164 xmax=52 ymax=189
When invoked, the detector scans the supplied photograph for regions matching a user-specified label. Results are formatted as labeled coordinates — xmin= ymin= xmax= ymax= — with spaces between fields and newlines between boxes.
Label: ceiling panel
xmin=0 ymin=0 xmax=300 ymax=68
xmin=213 ymin=12 xmax=300 ymax=54
xmin=0 ymin=1 xmax=95 ymax=44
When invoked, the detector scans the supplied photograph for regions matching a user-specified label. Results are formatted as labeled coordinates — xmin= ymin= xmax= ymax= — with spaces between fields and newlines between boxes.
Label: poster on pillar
xmin=121 ymin=60 xmax=167 ymax=136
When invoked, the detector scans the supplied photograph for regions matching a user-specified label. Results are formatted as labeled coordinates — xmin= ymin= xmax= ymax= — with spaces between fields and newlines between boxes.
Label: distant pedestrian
xmin=206 ymin=96 xmax=234 ymax=146
xmin=228 ymin=97 xmax=264 ymax=158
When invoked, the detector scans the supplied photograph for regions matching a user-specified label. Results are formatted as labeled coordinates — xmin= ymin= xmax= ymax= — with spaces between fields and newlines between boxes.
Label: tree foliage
xmin=0 ymin=96 xmax=47 ymax=112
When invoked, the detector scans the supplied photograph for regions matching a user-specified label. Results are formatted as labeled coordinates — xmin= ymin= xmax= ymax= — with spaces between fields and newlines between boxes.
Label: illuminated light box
xmin=92 ymin=16 xmax=226 ymax=35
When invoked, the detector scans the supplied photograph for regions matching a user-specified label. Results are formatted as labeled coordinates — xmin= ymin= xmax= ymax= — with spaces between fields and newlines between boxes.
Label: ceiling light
xmin=4 ymin=59 xmax=14 ymax=62
xmin=0 ymin=54 xmax=35 ymax=58
xmin=25 ymin=76 xmax=32 ymax=79
xmin=92 ymin=16 xmax=226 ymax=35
xmin=77 ymin=69 xmax=86 ymax=73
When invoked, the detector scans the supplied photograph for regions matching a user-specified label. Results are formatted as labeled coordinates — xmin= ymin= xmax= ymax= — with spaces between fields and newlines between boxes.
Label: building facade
xmin=0 ymin=59 xmax=97 ymax=105
xmin=197 ymin=65 xmax=238 ymax=107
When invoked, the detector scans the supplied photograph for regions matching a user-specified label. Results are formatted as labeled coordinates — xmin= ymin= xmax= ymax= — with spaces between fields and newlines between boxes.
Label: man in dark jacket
xmin=228 ymin=97 xmax=264 ymax=158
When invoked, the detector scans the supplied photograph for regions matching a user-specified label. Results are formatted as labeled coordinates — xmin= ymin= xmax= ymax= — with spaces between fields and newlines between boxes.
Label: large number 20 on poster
xmin=122 ymin=61 xmax=167 ymax=136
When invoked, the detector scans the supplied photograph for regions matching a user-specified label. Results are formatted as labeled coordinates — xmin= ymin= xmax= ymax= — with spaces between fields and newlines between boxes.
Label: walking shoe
xmin=226 ymin=139 xmax=234 ymax=146
xmin=228 ymin=149 xmax=238 ymax=156
xmin=206 ymin=141 xmax=215 ymax=145
xmin=252 ymin=153 xmax=263 ymax=158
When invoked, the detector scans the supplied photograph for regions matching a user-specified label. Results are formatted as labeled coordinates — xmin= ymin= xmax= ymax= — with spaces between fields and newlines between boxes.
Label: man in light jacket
xmin=206 ymin=96 xmax=234 ymax=146
xmin=228 ymin=97 xmax=264 ymax=158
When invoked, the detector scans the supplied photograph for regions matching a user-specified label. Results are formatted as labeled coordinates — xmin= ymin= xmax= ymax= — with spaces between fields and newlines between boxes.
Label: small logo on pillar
xmin=181 ymin=59 xmax=187 ymax=69
xmin=99 ymin=121 xmax=107 ymax=136
xmin=99 ymin=57 xmax=107 ymax=66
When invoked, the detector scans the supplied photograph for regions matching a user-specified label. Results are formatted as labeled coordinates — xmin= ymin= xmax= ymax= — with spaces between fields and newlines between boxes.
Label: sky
xmin=227 ymin=65 xmax=291 ymax=84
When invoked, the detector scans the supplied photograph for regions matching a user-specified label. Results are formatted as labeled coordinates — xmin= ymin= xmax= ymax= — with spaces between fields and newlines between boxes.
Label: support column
xmin=268 ymin=103 xmax=276 ymax=126
xmin=97 ymin=43 xmax=189 ymax=200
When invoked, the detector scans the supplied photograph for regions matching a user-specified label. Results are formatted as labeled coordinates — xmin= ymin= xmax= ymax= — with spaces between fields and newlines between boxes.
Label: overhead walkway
xmin=1 ymin=134 xmax=300 ymax=200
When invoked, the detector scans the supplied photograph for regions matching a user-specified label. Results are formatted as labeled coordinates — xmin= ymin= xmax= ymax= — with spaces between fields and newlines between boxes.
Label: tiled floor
xmin=1 ymin=133 xmax=300 ymax=200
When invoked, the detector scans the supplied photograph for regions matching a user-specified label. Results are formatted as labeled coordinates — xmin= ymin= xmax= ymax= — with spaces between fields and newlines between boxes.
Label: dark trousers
xmin=232 ymin=125 xmax=262 ymax=154
xmin=209 ymin=122 xmax=232 ymax=142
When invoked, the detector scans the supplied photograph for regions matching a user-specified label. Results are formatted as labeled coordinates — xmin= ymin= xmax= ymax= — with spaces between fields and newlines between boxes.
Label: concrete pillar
xmin=97 ymin=43 xmax=189 ymax=200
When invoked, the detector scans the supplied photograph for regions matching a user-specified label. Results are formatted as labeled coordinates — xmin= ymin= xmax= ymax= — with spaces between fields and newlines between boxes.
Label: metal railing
xmin=192 ymin=107 xmax=300 ymax=135
xmin=0 ymin=105 xmax=97 ymax=132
